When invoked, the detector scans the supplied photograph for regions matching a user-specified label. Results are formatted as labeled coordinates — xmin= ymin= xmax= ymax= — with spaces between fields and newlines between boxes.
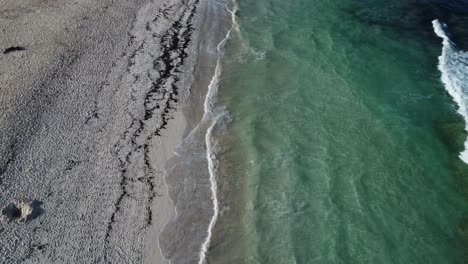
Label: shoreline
xmin=158 ymin=0 xmax=233 ymax=263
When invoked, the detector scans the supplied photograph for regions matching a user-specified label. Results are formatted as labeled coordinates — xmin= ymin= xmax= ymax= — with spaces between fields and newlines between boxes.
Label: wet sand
xmin=0 ymin=0 xmax=202 ymax=263
xmin=158 ymin=0 xmax=233 ymax=263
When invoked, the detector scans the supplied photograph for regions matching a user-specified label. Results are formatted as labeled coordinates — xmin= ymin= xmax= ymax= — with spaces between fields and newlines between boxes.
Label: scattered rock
xmin=18 ymin=201 xmax=33 ymax=221
xmin=1 ymin=200 xmax=44 ymax=223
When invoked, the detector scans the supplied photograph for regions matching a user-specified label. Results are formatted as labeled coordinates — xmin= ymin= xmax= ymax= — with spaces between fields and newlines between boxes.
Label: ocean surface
xmin=193 ymin=0 xmax=468 ymax=263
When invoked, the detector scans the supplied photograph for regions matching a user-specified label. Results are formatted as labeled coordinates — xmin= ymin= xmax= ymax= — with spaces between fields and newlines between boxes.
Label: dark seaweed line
xmin=103 ymin=1 xmax=199 ymax=258
xmin=85 ymin=31 xmax=141 ymax=126
xmin=0 ymin=142 xmax=17 ymax=184
xmin=142 ymin=0 xmax=199 ymax=225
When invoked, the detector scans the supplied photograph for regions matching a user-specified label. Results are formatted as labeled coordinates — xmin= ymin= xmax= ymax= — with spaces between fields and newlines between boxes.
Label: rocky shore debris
xmin=1 ymin=200 xmax=44 ymax=223
xmin=3 ymin=46 xmax=27 ymax=54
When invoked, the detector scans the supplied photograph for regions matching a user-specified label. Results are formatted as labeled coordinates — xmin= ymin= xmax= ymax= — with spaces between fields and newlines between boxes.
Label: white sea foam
xmin=433 ymin=19 xmax=468 ymax=164
xmin=198 ymin=1 xmax=239 ymax=264
xmin=233 ymin=47 xmax=266 ymax=64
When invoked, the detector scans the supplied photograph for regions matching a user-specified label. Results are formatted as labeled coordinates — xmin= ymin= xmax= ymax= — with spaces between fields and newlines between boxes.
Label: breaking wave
xmin=433 ymin=19 xmax=468 ymax=163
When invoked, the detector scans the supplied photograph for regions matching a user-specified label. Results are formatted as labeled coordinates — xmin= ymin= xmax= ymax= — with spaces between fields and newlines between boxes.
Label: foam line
xmin=198 ymin=1 xmax=240 ymax=263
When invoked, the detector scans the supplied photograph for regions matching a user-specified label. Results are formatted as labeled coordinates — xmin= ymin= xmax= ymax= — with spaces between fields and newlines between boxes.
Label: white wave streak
xmin=433 ymin=19 xmax=468 ymax=164
xmin=198 ymin=2 xmax=240 ymax=264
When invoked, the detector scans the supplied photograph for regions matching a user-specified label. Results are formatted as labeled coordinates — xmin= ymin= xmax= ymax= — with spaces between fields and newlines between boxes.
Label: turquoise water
xmin=207 ymin=0 xmax=468 ymax=263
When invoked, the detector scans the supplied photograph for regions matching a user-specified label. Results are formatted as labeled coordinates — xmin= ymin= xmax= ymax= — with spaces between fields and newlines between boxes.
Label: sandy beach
xmin=0 ymin=0 xmax=220 ymax=262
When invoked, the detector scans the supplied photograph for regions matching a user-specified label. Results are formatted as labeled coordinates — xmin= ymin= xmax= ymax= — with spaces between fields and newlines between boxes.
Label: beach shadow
xmin=27 ymin=200 xmax=45 ymax=222
xmin=2 ymin=203 xmax=22 ymax=221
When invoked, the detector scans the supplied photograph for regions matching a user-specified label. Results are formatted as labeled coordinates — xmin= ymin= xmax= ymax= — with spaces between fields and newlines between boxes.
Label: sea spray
xmin=433 ymin=19 xmax=468 ymax=163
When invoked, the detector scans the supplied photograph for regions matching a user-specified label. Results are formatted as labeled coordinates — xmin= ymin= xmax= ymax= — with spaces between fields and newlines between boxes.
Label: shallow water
xmin=206 ymin=0 xmax=468 ymax=263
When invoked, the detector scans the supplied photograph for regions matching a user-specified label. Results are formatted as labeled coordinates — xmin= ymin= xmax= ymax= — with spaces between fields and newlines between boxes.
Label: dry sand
xmin=0 ymin=0 xmax=204 ymax=263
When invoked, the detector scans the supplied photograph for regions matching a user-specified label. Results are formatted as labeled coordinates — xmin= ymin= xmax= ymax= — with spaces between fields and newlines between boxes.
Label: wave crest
xmin=433 ymin=19 xmax=468 ymax=163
